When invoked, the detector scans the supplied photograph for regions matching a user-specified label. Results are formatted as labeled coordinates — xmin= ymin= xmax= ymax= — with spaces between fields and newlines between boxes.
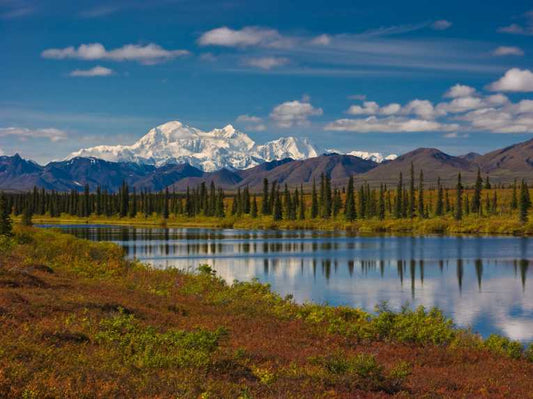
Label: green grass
xmin=28 ymin=212 xmax=533 ymax=236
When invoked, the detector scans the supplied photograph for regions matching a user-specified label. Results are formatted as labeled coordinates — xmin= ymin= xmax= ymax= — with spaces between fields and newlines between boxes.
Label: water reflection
xmin=42 ymin=225 xmax=533 ymax=342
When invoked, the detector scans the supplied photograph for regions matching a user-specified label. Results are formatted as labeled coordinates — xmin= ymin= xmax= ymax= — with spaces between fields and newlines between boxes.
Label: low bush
xmin=95 ymin=311 xmax=227 ymax=369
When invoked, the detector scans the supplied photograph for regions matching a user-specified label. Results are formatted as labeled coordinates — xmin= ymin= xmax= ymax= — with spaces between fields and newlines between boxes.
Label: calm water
xmin=42 ymin=225 xmax=533 ymax=342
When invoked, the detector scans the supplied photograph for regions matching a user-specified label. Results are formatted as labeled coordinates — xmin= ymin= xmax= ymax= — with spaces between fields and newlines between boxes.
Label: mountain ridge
xmin=2 ymin=137 xmax=533 ymax=192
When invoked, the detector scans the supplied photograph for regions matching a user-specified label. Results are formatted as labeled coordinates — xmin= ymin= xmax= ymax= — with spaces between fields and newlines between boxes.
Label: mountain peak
xmin=66 ymin=121 xmax=319 ymax=172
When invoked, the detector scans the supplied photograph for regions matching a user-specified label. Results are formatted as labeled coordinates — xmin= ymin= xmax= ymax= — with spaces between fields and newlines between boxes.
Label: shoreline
xmin=28 ymin=214 xmax=533 ymax=237
xmin=1 ymin=227 xmax=533 ymax=397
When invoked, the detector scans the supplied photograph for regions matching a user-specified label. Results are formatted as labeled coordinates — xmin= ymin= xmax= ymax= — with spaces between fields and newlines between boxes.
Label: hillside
xmin=2 ymin=137 xmax=533 ymax=192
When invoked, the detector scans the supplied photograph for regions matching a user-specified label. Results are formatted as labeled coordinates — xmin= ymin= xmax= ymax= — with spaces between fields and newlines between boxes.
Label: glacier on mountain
xmin=325 ymin=149 xmax=398 ymax=163
xmin=67 ymin=121 xmax=319 ymax=172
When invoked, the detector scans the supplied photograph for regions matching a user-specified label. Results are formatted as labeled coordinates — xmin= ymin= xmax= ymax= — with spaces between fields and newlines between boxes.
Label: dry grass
xmin=1 ymin=227 xmax=533 ymax=398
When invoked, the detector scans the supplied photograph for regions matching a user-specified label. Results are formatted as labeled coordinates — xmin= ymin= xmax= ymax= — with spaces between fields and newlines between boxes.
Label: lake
xmin=42 ymin=225 xmax=533 ymax=342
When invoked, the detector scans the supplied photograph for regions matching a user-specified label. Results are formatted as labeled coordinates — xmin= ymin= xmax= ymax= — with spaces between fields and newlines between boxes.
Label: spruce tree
xmin=395 ymin=173 xmax=403 ymax=218
xmin=216 ymin=189 xmax=225 ymax=218
xmin=436 ymin=177 xmax=443 ymax=216
xmin=22 ymin=201 xmax=33 ymax=226
xmin=455 ymin=173 xmax=463 ymax=221
xmin=311 ymin=180 xmax=318 ymax=219
xmin=273 ymin=189 xmax=282 ymax=221
xmin=0 ymin=193 xmax=12 ymax=236
xmin=261 ymin=178 xmax=270 ymax=215
xmin=484 ymin=176 xmax=491 ymax=189
xmin=472 ymin=168 xmax=482 ymax=215
xmin=378 ymin=184 xmax=385 ymax=220
xmin=520 ymin=180 xmax=529 ymax=223
xmin=418 ymin=169 xmax=425 ymax=218
xmin=298 ymin=185 xmax=305 ymax=220
xmin=409 ymin=163 xmax=415 ymax=219
xmin=251 ymin=195 xmax=258 ymax=218
xmin=129 ymin=188 xmax=137 ymax=218
xmin=511 ymin=179 xmax=518 ymax=210
xmin=162 ymin=188 xmax=169 ymax=219
xmin=344 ymin=176 xmax=356 ymax=221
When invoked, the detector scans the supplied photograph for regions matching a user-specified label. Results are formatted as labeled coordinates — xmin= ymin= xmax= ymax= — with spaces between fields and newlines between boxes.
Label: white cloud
xmin=444 ymin=84 xmax=477 ymax=98
xmin=497 ymin=11 xmax=533 ymax=35
xmin=443 ymin=132 xmax=469 ymax=138
xmin=329 ymin=78 xmax=533 ymax=135
xmin=437 ymin=96 xmax=485 ymax=113
xmin=310 ymin=34 xmax=331 ymax=46
xmin=0 ymin=146 xmax=4 ymax=155
xmin=197 ymin=26 xmax=290 ymax=48
xmin=431 ymin=20 xmax=452 ymax=30
xmin=380 ymin=103 xmax=402 ymax=115
xmin=69 ymin=66 xmax=113 ymax=77
xmin=492 ymin=46 xmax=524 ymax=56
xmin=498 ymin=24 xmax=531 ymax=35
xmin=325 ymin=116 xmax=457 ymax=133
xmin=42 ymin=43 xmax=189 ymax=64
xmin=402 ymin=99 xmax=439 ymax=119
xmin=0 ymin=127 xmax=67 ymax=142
xmin=270 ymin=100 xmax=323 ymax=128
xmin=485 ymin=94 xmax=509 ymax=105
xmin=244 ymin=56 xmax=289 ymax=70
xmin=487 ymin=68 xmax=533 ymax=92
xmin=236 ymin=114 xmax=263 ymax=123
xmin=346 ymin=99 xmax=439 ymax=119
xmin=347 ymin=101 xmax=380 ymax=115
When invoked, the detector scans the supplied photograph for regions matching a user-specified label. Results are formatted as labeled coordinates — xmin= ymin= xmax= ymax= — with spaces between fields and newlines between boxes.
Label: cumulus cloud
xmin=42 ymin=43 xmax=189 ymax=64
xmin=244 ymin=56 xmax=289 ymax=70
xmin=0 ymin=127 xmax=67 ymax=142
xmin=328 ymin=80 xmax=533 ymax=134
xmin=437 ymin=96 xmax=485 ymax=113
xmin=346 ymin=99 xmax=439 ymax=119
xmin=325 ymin=116 xmax=458 ymax=133
xmin=431 ymin=20 xmax=452 ymax=30
xmin=198 ymin=26 xmax=290 ymax=48
xmin=492 ymin=46 xmax=524 ymax=56
xmin=346 ymin=101 xmax=380 ymax=115
xmin=270 ymin=100 xmax=323 ymax=128
xmin=487 ymin=68 xmax=533 ymax=92
xmin=69 ymin=66 xmax=113 ymax=77
xmin=402 ymin=99 xmax=439 ymax=119
xmin=444 ymin=84 xmax=477 ymax=98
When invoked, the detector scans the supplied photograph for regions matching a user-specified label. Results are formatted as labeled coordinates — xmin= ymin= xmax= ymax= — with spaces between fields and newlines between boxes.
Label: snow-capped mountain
xmin=67 ymin=121 xmax=319 ymax=172
xmin=346 ymin=151 xmax=398 ymax=163
xmin=326 ymin=149 xmax=398 ymax=163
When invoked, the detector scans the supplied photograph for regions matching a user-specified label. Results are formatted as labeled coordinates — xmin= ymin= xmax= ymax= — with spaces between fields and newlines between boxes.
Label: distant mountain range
xmin=66 ymin=121 xmax=396 ymax=171
xmin=1 ymin=130 xmax=532 ymax=192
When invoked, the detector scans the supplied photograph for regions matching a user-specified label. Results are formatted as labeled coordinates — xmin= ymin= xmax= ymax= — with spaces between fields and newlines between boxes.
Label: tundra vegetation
xmin=0 ymin=222 xmax=533 ymax=397
xmin=4 ymin=165 xmax=532 ymax=235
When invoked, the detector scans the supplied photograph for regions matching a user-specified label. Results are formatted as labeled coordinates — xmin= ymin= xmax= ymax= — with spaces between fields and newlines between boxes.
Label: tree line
xmin=0 ymin=164 xmax=531 ymax=235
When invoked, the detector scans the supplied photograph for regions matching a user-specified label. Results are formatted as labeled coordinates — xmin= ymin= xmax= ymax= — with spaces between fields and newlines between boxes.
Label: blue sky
xmin=1 ymin=0 xmax=533 ymax=163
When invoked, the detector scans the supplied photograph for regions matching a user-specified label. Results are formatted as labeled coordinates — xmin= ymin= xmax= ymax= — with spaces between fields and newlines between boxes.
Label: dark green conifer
xmin=455 ymin=173 xmax=463 ymax=221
